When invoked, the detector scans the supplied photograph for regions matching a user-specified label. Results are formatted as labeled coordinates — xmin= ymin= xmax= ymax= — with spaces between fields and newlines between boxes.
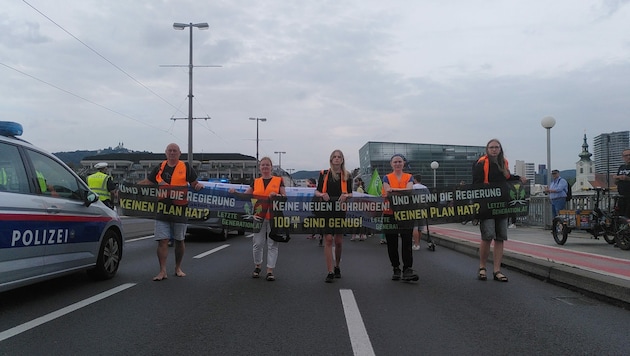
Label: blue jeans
xmin=551 ymin=198 xmax=566 ymax=218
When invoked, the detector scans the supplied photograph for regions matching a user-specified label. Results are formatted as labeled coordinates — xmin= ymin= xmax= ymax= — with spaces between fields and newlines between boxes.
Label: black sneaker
xmin=392 ymin=268 xmax=401 ymax=281
xmin=325 ymin=272 xmax=334 ymax=283
xmin=402 ymin=268 xmax=419 ymax=281
xmin=334 ymin=267 xmax=341 ymax=278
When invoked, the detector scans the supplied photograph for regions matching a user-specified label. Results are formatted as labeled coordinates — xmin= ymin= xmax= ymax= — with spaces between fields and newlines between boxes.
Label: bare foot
xmin=175 ymin=269 xmax=186 ymax=277
xmin=153 ymin=272 xmax=168 ymax=281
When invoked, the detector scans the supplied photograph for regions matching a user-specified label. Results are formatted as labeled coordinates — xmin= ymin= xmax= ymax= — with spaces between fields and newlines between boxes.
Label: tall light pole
xmin=541 ymin=116 xmax=556 ymax=186
xmin=172 ymin=22 xmax=209 ymax=166
xmin=430 ymin=161 xmax=439 ymax=189
xmin=249 ymin=118 xmax=267 ymax=161
xmin=275 ymin=151 xmax=286 ymax=169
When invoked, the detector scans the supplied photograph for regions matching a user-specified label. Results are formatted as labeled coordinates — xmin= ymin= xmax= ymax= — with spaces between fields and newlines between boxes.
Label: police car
xmin=0 ymin=121 xmax=124 ymax=292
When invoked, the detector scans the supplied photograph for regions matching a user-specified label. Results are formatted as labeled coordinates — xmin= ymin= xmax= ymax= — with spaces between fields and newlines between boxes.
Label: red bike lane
xmin=431 ymin=225 xmax=630 ymax=281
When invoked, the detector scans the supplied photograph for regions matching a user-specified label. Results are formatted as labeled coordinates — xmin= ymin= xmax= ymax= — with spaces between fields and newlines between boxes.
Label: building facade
xmin=358 ymin=141 xmax=486 ymax=188
xmin=594 ymin=131 xmax=629 ymax=174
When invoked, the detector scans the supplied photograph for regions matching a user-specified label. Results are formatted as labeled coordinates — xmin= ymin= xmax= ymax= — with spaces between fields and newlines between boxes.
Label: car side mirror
xmin=85 ymin=191 xmax=99 ymax=207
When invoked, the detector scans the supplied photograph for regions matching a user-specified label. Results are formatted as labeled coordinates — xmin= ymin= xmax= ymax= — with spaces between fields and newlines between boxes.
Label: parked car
xmin=0 ymin=121 xmax=124 ymax=292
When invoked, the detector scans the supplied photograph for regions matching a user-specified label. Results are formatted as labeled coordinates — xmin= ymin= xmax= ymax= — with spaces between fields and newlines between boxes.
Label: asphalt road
xmin=1 ymin=220 xmax=629 ymax=355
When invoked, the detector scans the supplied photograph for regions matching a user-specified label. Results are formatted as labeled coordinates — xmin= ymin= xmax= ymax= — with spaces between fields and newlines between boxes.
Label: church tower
xmin=574 ymin=134 xmax=595 ymax=194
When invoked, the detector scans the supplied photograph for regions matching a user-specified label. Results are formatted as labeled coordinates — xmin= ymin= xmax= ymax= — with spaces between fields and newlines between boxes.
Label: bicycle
xmin=552 ymin=188 xmax=627 ymax=245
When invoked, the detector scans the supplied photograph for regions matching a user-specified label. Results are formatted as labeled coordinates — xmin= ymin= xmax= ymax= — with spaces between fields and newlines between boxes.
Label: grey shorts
xmin=154 ymin=220 xmax=187 ymax=241
xmin=479 ymin=217 xmax=508 ymax=241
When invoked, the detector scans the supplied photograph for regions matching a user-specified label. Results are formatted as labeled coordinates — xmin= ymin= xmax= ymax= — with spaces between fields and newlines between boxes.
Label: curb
xmin=428 ymin=233 xmax=630 ymax=307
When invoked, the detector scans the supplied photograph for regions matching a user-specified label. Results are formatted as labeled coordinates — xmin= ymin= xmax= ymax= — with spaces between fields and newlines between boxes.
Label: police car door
xmin=24 ymin=149 xmax=107 ymax=274
xmin=0 ymin=142 xmax=46 ymax=288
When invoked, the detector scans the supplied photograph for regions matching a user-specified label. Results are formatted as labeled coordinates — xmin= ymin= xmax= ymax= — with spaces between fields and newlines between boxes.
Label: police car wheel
xmin=88 ymin=230 xmax=123 ymax=280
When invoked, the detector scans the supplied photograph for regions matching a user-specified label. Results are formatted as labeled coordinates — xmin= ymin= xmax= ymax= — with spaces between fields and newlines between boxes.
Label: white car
xmin=0 ymin=121 xmax=124 ymax=292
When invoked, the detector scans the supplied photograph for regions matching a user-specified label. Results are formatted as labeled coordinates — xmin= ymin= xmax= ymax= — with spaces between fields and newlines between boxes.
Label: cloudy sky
xmin=2 ymin=0 xmax=629 ymax=172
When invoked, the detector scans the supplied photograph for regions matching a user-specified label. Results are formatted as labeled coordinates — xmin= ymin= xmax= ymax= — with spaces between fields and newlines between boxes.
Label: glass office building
xmin=358 ymin=142 xmax=486 ymax=188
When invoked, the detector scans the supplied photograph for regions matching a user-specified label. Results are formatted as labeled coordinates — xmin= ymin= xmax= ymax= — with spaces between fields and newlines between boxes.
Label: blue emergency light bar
xmin=0 ymin=121 xmax=23 ymax=137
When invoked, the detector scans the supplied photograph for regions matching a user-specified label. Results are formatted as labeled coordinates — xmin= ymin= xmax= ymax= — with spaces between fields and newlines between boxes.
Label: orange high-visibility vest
xmin=476 ymin=155 xmax=510 ymax=183
xmin=382 ymin=172 xmax=412 ymax=214
xmin=155 ymin=161 xmax=188 ymax=205
xmin=253 ymin=176 xmax=283 ymax=220
xmin=320 ymin=170 xmax=348 ymax=195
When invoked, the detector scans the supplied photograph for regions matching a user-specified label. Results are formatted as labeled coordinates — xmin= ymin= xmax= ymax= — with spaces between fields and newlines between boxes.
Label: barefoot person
xmin=145 ymin=143 xmax=203 ymax=281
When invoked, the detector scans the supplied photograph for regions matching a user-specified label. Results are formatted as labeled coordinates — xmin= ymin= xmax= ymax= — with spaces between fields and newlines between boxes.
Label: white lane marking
xmin=193 ymin=244 xmax=230 ymax=259
xmin=0 ymin=283 xmax=136 ymax=342
xmin=126 ymin=235 xmax=154 ymax=242
xmin=340 ymin=289 xmax=375 ymax=356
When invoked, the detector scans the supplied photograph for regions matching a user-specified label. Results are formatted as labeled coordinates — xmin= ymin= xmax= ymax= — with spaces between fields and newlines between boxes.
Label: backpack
xmin=565 ymin=179 xmax=572 ymax=202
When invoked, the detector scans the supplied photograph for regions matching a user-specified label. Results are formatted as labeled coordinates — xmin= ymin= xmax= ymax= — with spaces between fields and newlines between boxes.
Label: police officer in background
xmin=87 ymin=162 xmax=117 ymax=209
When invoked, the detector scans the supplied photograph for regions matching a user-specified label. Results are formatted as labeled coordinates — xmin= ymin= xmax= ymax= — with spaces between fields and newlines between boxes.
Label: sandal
xmin=493 ymin=271 xmax=508 ymax=282
xmin=252 ymin=267 xmax=261 ymax=278
xmin=266 ymin=272 xmax=275 ymax=281
xmin=477 ymin=267 xmax=487 ymax=281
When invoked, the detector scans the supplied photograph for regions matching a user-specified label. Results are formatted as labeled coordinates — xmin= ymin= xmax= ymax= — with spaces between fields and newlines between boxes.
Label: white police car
xmin=0 ymin=121 xmax=123 ymax=292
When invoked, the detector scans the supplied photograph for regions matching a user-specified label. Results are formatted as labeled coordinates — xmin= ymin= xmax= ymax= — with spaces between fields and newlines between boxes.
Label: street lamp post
xmin=430 ymin=161 xmax=439 ymax=189
xmin=249 ymin=118 xmax=267 ymax=162
xmin=541 ymin=116 xmax=556 ymax=186
xmin=274 ymin=151 xmax=286 ymax=169
xmin=173 ymin=22 xmax=209 ymax=166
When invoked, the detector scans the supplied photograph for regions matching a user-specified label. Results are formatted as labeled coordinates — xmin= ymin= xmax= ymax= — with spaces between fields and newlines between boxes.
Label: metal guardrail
xmin=526 ymin=193 xmax=618 ymax=229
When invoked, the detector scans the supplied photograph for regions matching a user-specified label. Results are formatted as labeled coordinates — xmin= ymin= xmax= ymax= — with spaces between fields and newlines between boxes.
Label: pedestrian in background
xmin=144 ymin=143 xmax=203 ymax=281
xmin=473 ymin=139 xmax=527 ymax=282
xmin=351 ymin=177 xmax=367 ymax=241
xmin=545 ymin=169 xmax=568 ymax=218
xmin=231 ymin=157 xmax=286 ymax=281
xmin=412 ymin=174 xmax=429 ymax=250
xmin=315 ymin=149 xmax=352 ymax=283
xmin=382 ymin=154 xmax=418 ymax=281
xmin=613 ymin=148 xmax=630 ymax=218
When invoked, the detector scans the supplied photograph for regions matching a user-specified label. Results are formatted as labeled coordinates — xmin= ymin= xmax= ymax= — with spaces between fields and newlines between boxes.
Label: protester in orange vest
xmin=472 ymin=138 xmax=527 ymax=282
xmin=232 ymin=156 xmax=286 ymax=281
xmin=145 ymin=143 xmax=203 ymax=281
xmin=382 ymin=153 xmax=418 ymax=282
xmin=314 ymin=149 xmax=352 ymax=283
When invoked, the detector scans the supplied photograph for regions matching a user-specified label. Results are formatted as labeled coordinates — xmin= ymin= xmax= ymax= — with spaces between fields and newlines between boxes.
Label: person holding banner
xmin=234 ymin=156 xmax=286 ymax=281
xmin=382 ymin=154 xmax=418 ymax=281
xmin=412 ymin=174 xmax=429 ymax=250
xmin=473 ymin=139 xmax=527 ymax=282
xmin=315 ymin=149 xmax=352 ymax=283
xmin=146 ymin=143 xmax=204 ymax=281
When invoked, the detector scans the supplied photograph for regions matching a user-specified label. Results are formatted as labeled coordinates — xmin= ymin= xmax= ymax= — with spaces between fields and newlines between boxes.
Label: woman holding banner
xmin=315 ymin=149 xmax=352 ymax=283
xmin=473 ymin=139 xmax=526 ymax=282
xmin=234 ymin=157 xmax=286 ymax=281
xmin=382 ymin=154 xmax=417 ymax=281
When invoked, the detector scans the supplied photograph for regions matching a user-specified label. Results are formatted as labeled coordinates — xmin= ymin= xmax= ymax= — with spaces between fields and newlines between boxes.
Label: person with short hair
xmin=145 ymin=143 xmax=203 ymax=281
xmin=544 ymin=169 xmax=568 ymax=218
xmin=382 ymin=153 xmax=417 ymax=281
xmin=412 ymin=174 xmax=429 ymax=250
xmin=613 ymin=148 xmax=630 ymax=218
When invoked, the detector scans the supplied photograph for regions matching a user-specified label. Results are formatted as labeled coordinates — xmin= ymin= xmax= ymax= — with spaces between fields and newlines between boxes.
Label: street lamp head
xmin=249 ymin=117 xmax=267 ymax=122
xmin=195 ymin=23 xmax=210 ymax=30
xmin=173 ymin=23 xmax=187 ymax=30
xmin=541 ymin=116 xmax=556 ymax=129
xmin=430 ymin=161 xmax=439 ymax=170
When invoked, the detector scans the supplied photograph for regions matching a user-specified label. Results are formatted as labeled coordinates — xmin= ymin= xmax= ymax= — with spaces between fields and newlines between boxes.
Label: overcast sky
xmin=2 ymin=0 xmax=629 ymax=172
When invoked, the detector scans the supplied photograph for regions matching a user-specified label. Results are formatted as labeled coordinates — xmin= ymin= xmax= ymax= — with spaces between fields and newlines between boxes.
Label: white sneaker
xmin=508 ymin=223 xmax=516 ymax=229
xmin=412 ymin=244 xmax=420 ymax=250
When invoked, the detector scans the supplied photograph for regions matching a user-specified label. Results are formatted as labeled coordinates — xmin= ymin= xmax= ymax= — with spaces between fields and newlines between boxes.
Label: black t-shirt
xmin=617 ymin=164 xmax=630 ymax=196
